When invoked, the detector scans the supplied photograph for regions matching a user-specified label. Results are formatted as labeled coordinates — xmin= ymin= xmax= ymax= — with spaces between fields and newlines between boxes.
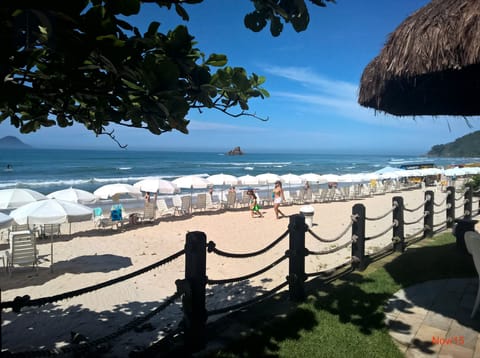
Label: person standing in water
xmin=272 ymin=181 xmax=285 ymax=219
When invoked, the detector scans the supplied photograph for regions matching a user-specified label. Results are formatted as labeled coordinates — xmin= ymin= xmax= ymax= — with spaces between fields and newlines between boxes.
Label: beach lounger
xmin=174 ymin=195 xmax=191 ymax=216
xmin=138 ymin=202 xmax=156 ymax=223
xmin=193 ymin=193 xmax=207 ymax=212
xmin=5 ymin=231 xmax=37 ymax=275
xmin=94 ymin=206 xmax=128 ymax=229
xmin=156 ymin=199 xmax=175 ymax=217
xmin=206 ymin=193 xmax=221 ymax=210
xmin=222 ymin=191 xmax=236 ymax=209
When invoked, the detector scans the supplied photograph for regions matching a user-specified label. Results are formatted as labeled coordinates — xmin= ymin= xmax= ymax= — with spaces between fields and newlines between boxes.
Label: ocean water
xmin=0 ymin=148 xmax=477 ymax=195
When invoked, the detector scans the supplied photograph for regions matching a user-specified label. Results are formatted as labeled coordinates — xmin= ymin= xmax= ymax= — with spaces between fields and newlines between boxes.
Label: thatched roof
xmin=358 ymin=0 xmax=480 ymax=116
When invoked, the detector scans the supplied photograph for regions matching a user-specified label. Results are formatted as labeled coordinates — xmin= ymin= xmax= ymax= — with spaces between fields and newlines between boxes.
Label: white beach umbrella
xmin=10 ymin=198 xmax=93 ymax=271
xmin=375 ymin=166 xmax=402 ymax=174
xmin=356 ymin=172 xmax=379 ymax=182
xmin=207 ymin=174 xmax=239 ymax=203
xmin=207 ymin=173 xmax=239 ymax=186
xmin=405 ymin=169 xmax=420 ymax=177
xmin=463 ymin=167 xmax=480 ymax=175
xmin=10 ymin=199 xmax=93 ymax=225
xmin=379 ymin=169 xmax=409 ymax=180
xmin=337 ymin=174 xmax=359 ymax=183
xmin=0 ymin=188 xmax=47 ymax=210
xmin=172 ymin=175 xmax=212 ymax=189
xmin=280 ymin=173 xmax=304 ymax=193
xmin=300 ymin=173 xmax=326 ymax=184
xmin=47 ymin=187 xmax=97 ymax=204
xmin=93 ymin=183 xmax=142 ymax=200
xmin=255 ymin=173 xmax=281 ymax=198
xmin=444 ymin=167 xmax=466 ymax=177
xmin=0 ymin=212 xmax=13 ymax=229
xmin=379 ymin=171 xmax=400 ymax=180
xmin=172 ymin=175 xmax=212 ymax=212
xmin=255 ymin=173 xmax=281 ymax=184
xmin=133 ymin=177 xmax=179 ymax=194
xmin=417 ymin=167 xmax=443 ymax=176
xmin=238 ymin=175 xmax=259 ymax=186
xmin=319 ymin=174 xmax=341 ymax=183
xmin=280 ymin=173 xmax=304 ymax=185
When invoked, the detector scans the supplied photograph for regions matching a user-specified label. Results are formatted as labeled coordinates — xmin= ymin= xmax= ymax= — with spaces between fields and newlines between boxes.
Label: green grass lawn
xmin=204 ymin=233 xmax=476 ymax=357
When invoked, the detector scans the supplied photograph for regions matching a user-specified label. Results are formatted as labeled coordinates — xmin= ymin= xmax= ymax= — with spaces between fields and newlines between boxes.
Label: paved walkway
xmin=385 ymin=278 xmax=480 ymax=357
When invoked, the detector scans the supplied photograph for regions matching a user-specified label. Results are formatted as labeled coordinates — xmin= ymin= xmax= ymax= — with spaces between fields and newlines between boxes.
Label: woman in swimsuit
xmin=272 ymin=181 xmax=285 ymax=219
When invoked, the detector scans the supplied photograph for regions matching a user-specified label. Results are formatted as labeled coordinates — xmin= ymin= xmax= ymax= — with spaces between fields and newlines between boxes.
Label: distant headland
xmin=0 ymin=136 xmax=31 ymax=149
xmin=427 ymin=130 xmax=480 ymax=157
xmin=226 ymin=146 xmax=244 ymax=155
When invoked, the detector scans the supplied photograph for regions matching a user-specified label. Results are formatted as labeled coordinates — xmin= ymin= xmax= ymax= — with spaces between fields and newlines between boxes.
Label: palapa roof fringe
xmin=358 ymin=0 xmax=480 ymax=116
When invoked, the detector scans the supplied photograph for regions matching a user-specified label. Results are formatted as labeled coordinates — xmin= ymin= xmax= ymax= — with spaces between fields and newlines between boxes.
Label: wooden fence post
xmin=351 ymin=204 xmax=366 ymax=271
xmin=392 ymin=196 xmax=404 ymax=252
xmin=424 ymin=190 xmax=434 ymax=238
xmin=183 ymin=231 xmax=207 ymax=352
xmin=288 ymin=214 xmax=306 ymax=302
xmin=464 ymin=186 xmax=473 ymax=220
xmin=446 ymin=186 xmax=456 ymax=228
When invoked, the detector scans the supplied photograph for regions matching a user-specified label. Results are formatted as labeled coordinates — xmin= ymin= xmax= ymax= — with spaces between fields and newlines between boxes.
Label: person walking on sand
xmin=247 ymin=190 xmax=263 ymax=218
xmin=272 ymin=181 xmax=285 ymax=219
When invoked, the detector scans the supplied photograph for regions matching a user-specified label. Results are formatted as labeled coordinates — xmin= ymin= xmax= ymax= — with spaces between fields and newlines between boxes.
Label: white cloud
xmin=187 ymin=119 xmax=268 ymax=132
xmin=260 ymin=65 xmax=480 ymax=131
xmin=262 ymin=65 xmax=357 ymax=99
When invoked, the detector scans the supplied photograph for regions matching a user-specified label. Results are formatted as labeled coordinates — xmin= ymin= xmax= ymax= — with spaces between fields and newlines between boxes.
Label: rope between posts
xmin=307 ymin=239 xmax=353 ymax=255
xmin=404 ymin=198 xmax=428 ymax=213
xmin=207 ymin=254 xmax=288 ymax=285
xmin=207 ymin=229 xmax=289 ymax=258
xmin=405 ymin=226 xmax=427 ymax=240
xmin=433 ymin=196 xmax=447 ymax=206
xmin=207 ymin=280 xmax=289 ymax=316
xmin=404 ymin=211 xmax=429 ymax=226
xmin=365 ymin=204 xmax=396 ymax=221
xmin=455 ymin=202 xmax=466 ymax=210
xmin=2 ymin=249 xmax=185 ymax=312
xmin=366 ymin=222 xmax=396 ymax=240
xmin=433 ymin=220 xmax=448 ymax=228
xmin=455 ymin=192 xmax=467 ymax=200
xmin=307 ymin=217 xmax=354 ymax=243
xmin=433 ymin=207 xmax=446 ymax=215
xmin=305 ymin=259 xmax=352 ymax=278
xmin=368 ymin=242 xmax=394 ymax=261
xmin=8 ymin=292 xmax=182 ymax=357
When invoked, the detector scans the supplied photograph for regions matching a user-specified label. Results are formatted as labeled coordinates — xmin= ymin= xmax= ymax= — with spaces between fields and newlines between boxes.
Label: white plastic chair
xmin=465 ymin=231 xmax=480 ymax=318
xmin=138 ymin=202 xmax=156 ymax=222
xmin=156 ymin=199 xmax=175 ymax=216
xmin=194 ymin=193 xmax=207 ymax=212
xmin=5 ymin=231 xmax=37 ymax=275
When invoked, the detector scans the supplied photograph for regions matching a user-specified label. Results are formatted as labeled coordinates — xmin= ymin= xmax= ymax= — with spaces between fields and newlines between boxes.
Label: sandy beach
xmin=0 ymin=186 xmax=470 ymax=356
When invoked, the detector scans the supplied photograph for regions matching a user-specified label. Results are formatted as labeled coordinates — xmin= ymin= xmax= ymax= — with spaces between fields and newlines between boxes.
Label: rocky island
xmin=227 ymin=146 xmax=244 ymax=155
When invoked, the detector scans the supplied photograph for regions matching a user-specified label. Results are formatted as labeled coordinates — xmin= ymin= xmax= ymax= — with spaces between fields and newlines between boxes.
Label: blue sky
xmin=1 ymin=0 xmax=479 ymax=154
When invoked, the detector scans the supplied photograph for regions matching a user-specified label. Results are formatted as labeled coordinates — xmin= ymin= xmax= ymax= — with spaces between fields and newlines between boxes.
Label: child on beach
xmin=247 ymin=190 xmax=263 ymax=218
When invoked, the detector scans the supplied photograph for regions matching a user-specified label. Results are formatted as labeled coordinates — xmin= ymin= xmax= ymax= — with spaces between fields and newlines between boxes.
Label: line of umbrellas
xmin=1 ymin=165 xmax=479 ymax=227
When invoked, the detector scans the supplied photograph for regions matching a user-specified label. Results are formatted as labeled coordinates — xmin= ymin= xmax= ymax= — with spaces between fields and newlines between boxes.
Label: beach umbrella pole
xmin=50 ymin=232 xmax=54 ymax=273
